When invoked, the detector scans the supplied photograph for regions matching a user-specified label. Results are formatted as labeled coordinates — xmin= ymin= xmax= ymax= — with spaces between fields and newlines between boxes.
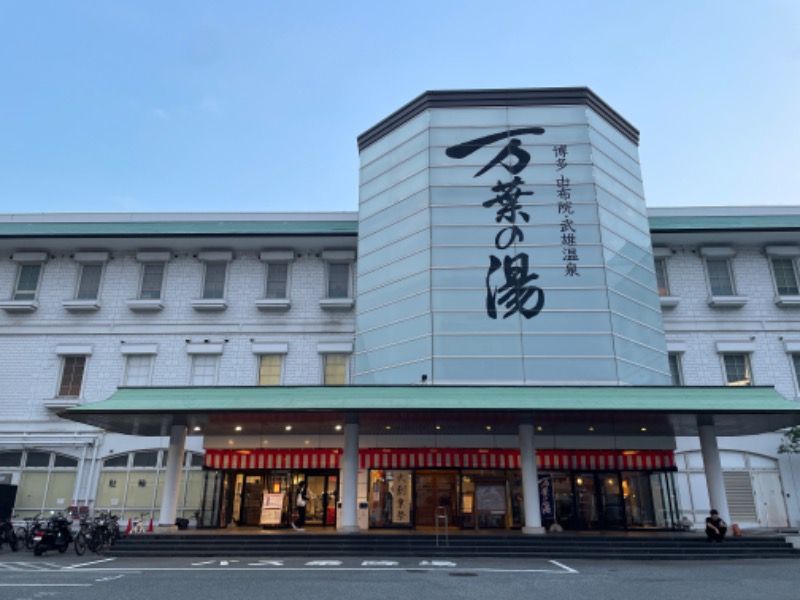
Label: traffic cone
xmin=125 ymin=519 xmax=132 ymax=535
xmin=147 ymin=517 xmax=153 ymax=532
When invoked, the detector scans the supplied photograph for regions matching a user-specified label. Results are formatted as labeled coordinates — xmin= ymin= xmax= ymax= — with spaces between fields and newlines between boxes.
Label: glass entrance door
xmin=415 ymin=471 xmax=457 ymax=527
xmin=299 ymin=473 xmax=338 ymax=527
xmin=240 ymin=475 xmax=265 ymax=526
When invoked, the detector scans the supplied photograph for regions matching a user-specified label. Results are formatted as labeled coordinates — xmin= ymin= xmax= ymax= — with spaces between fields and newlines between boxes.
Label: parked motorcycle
xmin=32 ymin=514 xmax=73 ymax=556
xmin=0 ymin=518 xmax=19 ymax=552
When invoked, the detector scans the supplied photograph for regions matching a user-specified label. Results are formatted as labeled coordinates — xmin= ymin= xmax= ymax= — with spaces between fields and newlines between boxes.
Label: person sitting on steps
xmin=705 ymin=509 xmax=727 ymax=543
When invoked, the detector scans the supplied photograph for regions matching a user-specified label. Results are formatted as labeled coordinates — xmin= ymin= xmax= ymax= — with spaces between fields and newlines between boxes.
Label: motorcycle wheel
xmin=25 ymin=531 xmax=35 ymax=550
xmin=57 ymin=539 xmax=68 ymax=553
xmin=33 ymin=542 xmax=44 ymax=556
xmin=74 ymin=533 xmax=87 ymax=556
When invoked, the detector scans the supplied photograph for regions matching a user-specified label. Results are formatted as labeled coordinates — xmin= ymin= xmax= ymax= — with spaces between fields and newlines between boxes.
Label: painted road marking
xmin=191 ymin=559 xmax=240 ymax=567
xmin=0 ymin=584 xmax=93 ymax=587
xmin=305 ymin=560 xmax=343 ymax=566
xmin=248 ymin=560 xmax=285 ymax=566
xmin=63 ymin=557 xmax=117 ymax=569
xmin=0 ymin=562 xmax=60 ymax=571
xmin=419 ymin=560 xmax=457 ymax=567
xmin=95 ymin=574 xmax=127 ymax=582
xmin=549 ymin=560 xmax=579 ymax=573
xmin=362 ymin=560 xmax=399 ymax=566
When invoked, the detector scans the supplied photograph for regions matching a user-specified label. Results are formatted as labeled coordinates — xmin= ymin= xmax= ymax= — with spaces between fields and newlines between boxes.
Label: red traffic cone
xmin=125 ymin=519 xmax=132 ymax=535
xmin=147 ymin=518 xmax=153 ymax=532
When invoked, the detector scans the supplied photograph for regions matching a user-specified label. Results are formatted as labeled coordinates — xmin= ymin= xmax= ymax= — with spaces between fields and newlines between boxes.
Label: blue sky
xmin=0 ymin=1 xmax=798 ymax=213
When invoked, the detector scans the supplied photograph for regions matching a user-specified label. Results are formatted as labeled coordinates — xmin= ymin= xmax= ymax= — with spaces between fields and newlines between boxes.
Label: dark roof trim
xmin=357 ymin=88 xmax=640 ymax=151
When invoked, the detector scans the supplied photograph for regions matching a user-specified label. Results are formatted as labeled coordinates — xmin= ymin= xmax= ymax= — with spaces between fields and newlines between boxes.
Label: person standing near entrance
xmin=705 ymin=509 xmax=727 ymax=542
xmin=292 ymin=482 xmax=309 ymax=531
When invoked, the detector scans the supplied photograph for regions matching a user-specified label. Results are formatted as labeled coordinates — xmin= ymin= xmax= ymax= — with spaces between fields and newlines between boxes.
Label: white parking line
xmin=549 ymin=560 xmax=579 ymax=573
xmin=63 ymin=557 xmax=117 ymax=569
xmin=0 ymin=584 xmax=93 ymax=587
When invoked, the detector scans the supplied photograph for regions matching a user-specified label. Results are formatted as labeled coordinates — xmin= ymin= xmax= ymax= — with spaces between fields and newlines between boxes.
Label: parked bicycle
xmin=13 ymin=513 xmax=43 ymax=550
xmin=74 ymin=512 xmax=120 ymax=555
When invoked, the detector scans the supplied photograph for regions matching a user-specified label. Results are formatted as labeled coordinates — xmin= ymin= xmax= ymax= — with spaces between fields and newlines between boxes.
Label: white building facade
xmin=1 ymin=89 xmax=799 ymax=533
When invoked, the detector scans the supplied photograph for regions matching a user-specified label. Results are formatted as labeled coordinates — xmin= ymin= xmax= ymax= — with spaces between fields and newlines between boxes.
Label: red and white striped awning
xmin=204 ymin=448 xmax=675 ymax=471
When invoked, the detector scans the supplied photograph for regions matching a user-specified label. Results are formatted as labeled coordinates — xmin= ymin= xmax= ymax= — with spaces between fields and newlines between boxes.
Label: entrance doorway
xmin=300 ymin=473 xmax=338 ymax=527
xmin=415 ymin=470 xmax=457 ymax=527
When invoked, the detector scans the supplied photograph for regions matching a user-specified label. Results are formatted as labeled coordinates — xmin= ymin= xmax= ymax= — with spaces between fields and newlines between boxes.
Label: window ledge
xmin=319 ymin=298 xmax=354 ymax=311
xmin=255 ymin=298 xmax=291 ymax=312
xmin=63 ymin=299 xmax=101 ymax=312
xmin=775 ymin=295 xmax=800 ymax=307
xmin=191 ymin=298 xmax=228 ymax=312
xmin=0 ymin=300 xmax=38 ymax=313
xmin=659 ymin=296 xmax=680 ymax=309
xmin=127 ymin=299 xmax=165 ymax=312
xmin=707 ymin=295 xmax=748 ymax=308
xmin=42 ymin=397 xmax=80 ymax=410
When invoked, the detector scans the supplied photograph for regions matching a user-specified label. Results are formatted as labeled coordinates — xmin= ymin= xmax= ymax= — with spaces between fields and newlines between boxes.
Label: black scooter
xmin=32 ymin=514 xmax=73 ymax=556
xmin=0 ymin=518 xmax=19 ymax=552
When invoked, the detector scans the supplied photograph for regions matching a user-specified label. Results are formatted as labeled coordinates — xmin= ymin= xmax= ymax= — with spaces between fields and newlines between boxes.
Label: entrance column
xmin=519 ymin=423 xmax=546 ymax=534
xmin=339 ymin=415 xmax=360 ymax=533
xmin=158 ymin=424 xmax=187 ymax=529
xmin=699 ymin=421 xmax=731 ymax=524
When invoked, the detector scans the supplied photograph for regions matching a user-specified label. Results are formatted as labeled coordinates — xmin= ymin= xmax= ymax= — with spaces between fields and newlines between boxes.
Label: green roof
xmin=61 ymin=385 xmax=800 ymax=437
xmin=0 ymin=220 xmax=358 ymax=238
xmin=648 ymin=215 xmax=800 ymax=232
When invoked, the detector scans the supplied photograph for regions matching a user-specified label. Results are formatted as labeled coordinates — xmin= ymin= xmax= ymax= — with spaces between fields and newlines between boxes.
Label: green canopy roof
xmin=60 ymin=385 xmax=800 ymax=438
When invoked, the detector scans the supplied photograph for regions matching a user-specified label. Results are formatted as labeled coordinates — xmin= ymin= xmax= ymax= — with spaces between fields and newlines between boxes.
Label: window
xmin=140 ymin=263 xmax=165 ymax=300
xmin=76 ymin=263 xmax=103 ymax=300
xmin=258 ymin=355 xmax=282 ymax=385
xmin=654 ymin=258 xmax=670 ymax=297
xmin=202 ymin=262 xmax=227 ymax=299
xmin=668 ymin=354 xmax=683 ymax=386
xmin=323 ymin=354 xmax=347 ymax=385
xmin=772 ymin=258 xmax=799 ymax=296
xmin=190 ymin=355 xmax=218 ymax=386
xmin=723 ymin=354 xmax=752 ymax=386
xmin=124 ymin=355 xmax=153 ymax=386
xmin=706 ymin=259 xmax=735 ymax=296
xmin=265 ymin=263 xmax=289 ymax=299
xmin=14 ymin=264 xmax=42 ymax=300
xmin=327 ymin=263 xmax=350 ymax=298
xmin=792 ymin=355 xmax=800 ymax=392
xmin=58 ymin=356 xmax=86 ymax=397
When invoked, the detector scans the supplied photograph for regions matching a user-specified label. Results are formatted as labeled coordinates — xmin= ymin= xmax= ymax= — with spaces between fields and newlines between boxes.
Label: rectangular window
xmin=125 ymin=355 xmax=153 ymax=386
xmin=190 ymin=355 xmax=218 ymax=386
xmin=140 ymin=263 xmax=165 ymax=300
xmin=706 ymin=259 xmax=735 ymax=296
xmin=654 ymin=258 xmax=669 ymax=297
xmin=14 ymin=264 xmax=42 ymax=300
xmin=76 ymin=264 xmax=103 ymax=300
xmin=327 ymin=263 xmax=350 ymax=299
xmin=668 ymin=354 xmax=683 ymax=386
xmin=792 ymin=355 xmax=800 ymax=392
xmin=772 ymin=258 xmax=799 ymax=295
xmin=203 ymin=263 xmax=227 ymax=299
xmin=58 ymin=356 xmax=86 ymax=397
xmin=258 ymin=355 xmax=282 ymax=385
xmin=323 ymin=354 xmax=347 ymax=386
xmin=723 ymin=354 xmax=752 ymax=386
xmin=265 ymin=263 xmax=288 ymax=299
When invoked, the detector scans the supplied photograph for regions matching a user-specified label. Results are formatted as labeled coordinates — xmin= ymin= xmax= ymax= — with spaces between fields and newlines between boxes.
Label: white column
xmin=519 ymin=423 xmax=546 ymax=534
xmin=339 ymin=419 xmax=360 ymax=533
xmin=699 ymin=423 xmax=730 ymax=524
xmin=158 ymin=425 xmax=187 ymax=529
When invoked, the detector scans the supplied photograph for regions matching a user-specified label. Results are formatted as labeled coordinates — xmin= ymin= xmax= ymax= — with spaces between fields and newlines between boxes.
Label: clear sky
xmin=0 ymin=1 xmax=798 ymax=214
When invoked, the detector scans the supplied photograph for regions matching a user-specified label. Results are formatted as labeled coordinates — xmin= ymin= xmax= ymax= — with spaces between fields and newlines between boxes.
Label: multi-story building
xmin=1 ymin=88 xmax=799 ymax=533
